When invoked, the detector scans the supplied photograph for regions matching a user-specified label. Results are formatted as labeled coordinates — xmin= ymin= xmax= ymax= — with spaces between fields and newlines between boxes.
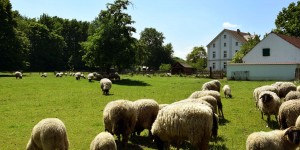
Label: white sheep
xmin=56 ymin=72 xmax=63 ymax=77
xmin=40 ymin=73 xmax=47 ymax=77
xmin=222 ymin=84 xmax=232 ymax=98
xmin=272 ymin=82 xmax=297 ymax=98
xmin=151 ymin=101 xmax=218 ymax=150
xmin=87 ymin=73 xmax=94 ymax=82
xmin=90 ymin=132 xmax=117 ymax=150
xmin=80 ymin=73 xmax=86 ymax=79
xmin=189 ymin=90 xmax=224 ymax=119
xmin=15 ymin=71 xmax=22 ymax=79
xmin=26 ymin=118 xmax=69 ymax=150
xmin=253 ymin=85 xmax=279 ymax=107
xmin=285 ymin=91 xmax=300 ymax=101
xmin=158 ymin=104 xmax=169 ymax=110
xmin=173 ymin=97 xmax=217 ymax=113
xmin=246 ymin=126 xmax=300 ymax=150
xmin=257 ymin=91 xmax=281 ymax=124
xmin=133 ymin=99 xmax=159 ymax=137
xmin=202 ymin=80 xmax=221 ymax=92
xmin=278 ymin=99 xmax=300 ymax=129
xmin=297 ymin=85 xmax=300 ymax=92
xmin=103 ymin=99 xmax=137 ymax=147
xmin=100 ymin=78 xmax=112 ymax=95
xmin=75 ymin=72 xmax=81 ymax=80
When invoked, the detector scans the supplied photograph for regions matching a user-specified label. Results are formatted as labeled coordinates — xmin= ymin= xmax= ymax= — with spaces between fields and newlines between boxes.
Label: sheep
xmin=278 ymin=99 xmax=300 ymax=129
xmin=285 ymin=91 xmax=300 ymax=101
xmin=80 ymin=73 xmax=86 ymax=79
xmin=151 ymin=101 xmax=218 ymax=150
xmin=189 ymin=90 xmax=224 ymax=119
xmin=90 ymin=132 xmax=117 ymax=150
xmin=40 ymin=73 xmax=47 ymax=77
xmin=103 ymin=99 xmax=137 ymax=147
xmin=26 ymin=118 xmax=69 ymax=150
xmin=222 ymin=84 xmax=232 ymax=98
xmin=253 ymin=85 xmax=279 ymax=107
xmin=87 ymin=73 xmax=94 ymax=82
xmin=166 ymin=73 xmax=172 ymax=77
xmin=75 ymin=72 xmax=81 ymax=80
xmin=272 ymin=82 xmax=296 ymax=98
xmin=257 ymin=91 xmax=281 ymax=124
xmin=295 ymin=116 xmax=300 ymax=127
xmin=56 ymin=72 xmax=63 ymax=77
xmin=173 ymin=97 xmax=217 ymax=113
xmin=15 ymin=71 xmax=22 ymax=79
xmin=100 ymin=78 xmax=112 ymax=95
xmin=133 ymin=99 xmax=159 ymax=137
xmin=246 ymin=126 xmax=300 ymax=150
xmin=202 ymin=80 xmax=221 ymax=92
xmin=297 ymin=86 xmax=300 ymax=92
xmin=159 ymin=104 xmax=169 ymax=110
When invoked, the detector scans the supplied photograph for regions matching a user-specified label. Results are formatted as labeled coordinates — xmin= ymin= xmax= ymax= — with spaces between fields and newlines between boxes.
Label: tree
xmin=274 ymin=1 xmax=300 ymax=37
xmin=232 ymin=35 xmax=260 ymax=63
xmin=81 ymin=0 xmax=136 ymax=71
xmin=186 ymin=46 xmax=207 ymax=70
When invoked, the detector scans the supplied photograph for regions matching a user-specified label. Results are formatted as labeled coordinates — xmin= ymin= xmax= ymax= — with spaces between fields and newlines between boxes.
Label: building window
xmin=213 ymin=51 xmax=216 ymax=58
xmin=223 ymin=62 xmax=227 ymax=69
xmin=213 ymin=43 xmax=215 ymax=48
xmin=262 ymin=48 xmax=270 ymax=56
xmin=212 ymin=63 xmax=215 ymax=69
xmin=224 ymin=35 xmax=226 ymax=39
xmin=224 ymin=51 xmax=227 ymax=58
xmin=236 ymin=42 xmax=238 ymax=46
xmin=224 ymin=43 xmax=226 ymax=47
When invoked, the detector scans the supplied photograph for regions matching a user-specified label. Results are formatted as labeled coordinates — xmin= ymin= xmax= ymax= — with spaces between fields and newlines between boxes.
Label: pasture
xmin=0 ymin=72 xmax=282 ymax=149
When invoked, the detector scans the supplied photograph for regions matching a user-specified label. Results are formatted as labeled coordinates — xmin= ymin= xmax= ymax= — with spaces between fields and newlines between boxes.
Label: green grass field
xmin=0 ymin=72 xmax=283 ymax=149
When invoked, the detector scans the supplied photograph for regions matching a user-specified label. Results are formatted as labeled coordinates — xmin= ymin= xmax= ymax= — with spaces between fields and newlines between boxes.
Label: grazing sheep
xmin=151 ymin=102 xmax=218 ymax=150
xmin=40 ymin=73 xmax=47 ymax=77
xmin=223 ymin=84 xmax=232 ymax=98
xmin=285 ymin=91 xmax=300 ymax=101
xmin=253 ymin=85 xmax=279 ymax=107
xmin=172 ymin=98 xmax=216 ymax=114
xmin=103 ymin=100 xmax=137 ymax=147
xmin=75 ymin=72 xmax=81 ymax=80
xmin=278 ymin=99 xmax=300 ymax=129
xmin=202 ymin=80 xmax=221 ymax=92
xmin=26 ymin=118 xmax=69 ymax=150
xmin=90 ymin=132 xmax=117 ymax=150
xmin=133 ymin=99 xmax=159 ymax=137
xmin=246 ymin=126 xmax=300 ymax=150
xmin=189 ymin=90 xmax=224 ymax=118
xmin=295 ymin=116 xmax=300 ymax=127
xmin=100 ymin=78 xmax=112 ymax=95
xmin=166 ymin=73 xmax=172 ymax=77
xmin=272 ymin=82 xmax=296 ymax=98
xmin=80 ymin=73 xmax=86 ymax=79
xmin=257 ymin=91 xmax=281 ymax=124
xmin=87 ymin=73 xmax=94 ymax=82
xmin=15 ymin=71 xmax=22 ymax=79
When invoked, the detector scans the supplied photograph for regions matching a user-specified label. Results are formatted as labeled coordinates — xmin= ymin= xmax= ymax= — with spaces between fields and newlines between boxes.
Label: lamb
xmin=151 ymin=101 xmax=218 ymax=150
xmin=100 ymin=78 xmax=112 ymax=95
xmin=189 ymin=90 xmax=224 ymax=118
xmin=278 ymin=99 xmax=300 ymax=129
xmin=26 ymin=118 xmax=69 ymax=150
xmin=253 ymin=85 xmax=278 ymax=107
xmin=285 ymin=91 xmax=300 ymax=101
xmin=246 ymin=126 xmax=300 ymax=150
xmin=103 ymin=99 xmax=137 ymax=147
xmin=15 ymin=71 xmax=22 ymax=79
xmin=257 ymin=91 xmax=281 ymax=124
xmin=90 ymin=132 xmax=117 ymax=150
xmin=87 ymin=73 xmax=94 ymax=82
xmin=133 ymin=99 xmax=159 ymax=137
xmin=222 ymin=84 xmax=232 ymax=98
xmin=202 ymin=80 xmax=221 ymax=92
xmin=40 ymin=73 xmax=47 ymax=77
xmin=272 ymin=82 xmax=296 ymax=98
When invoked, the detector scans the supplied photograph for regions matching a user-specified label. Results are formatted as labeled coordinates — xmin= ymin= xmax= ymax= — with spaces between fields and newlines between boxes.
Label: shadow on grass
xmin=267 ymin=120 xmax=280 ymax=129
xmin=210 ymin=136 xmax=228 ymax=150
xmin=113 ymin=79 xmax=150 ymax=86
xmin=116 ymin=139 xmax=144 ymax=150
xmin=219 ymin=118 xmax=230 ymax=126
xmin=129 ymin=135 xmax=157 ymax=149
xmin=0 ymin=74 xmax=16 ymax=77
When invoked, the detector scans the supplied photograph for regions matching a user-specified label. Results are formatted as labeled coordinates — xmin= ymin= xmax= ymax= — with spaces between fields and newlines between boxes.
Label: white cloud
xmin=222 ymin=22 xmax=239 ymax=29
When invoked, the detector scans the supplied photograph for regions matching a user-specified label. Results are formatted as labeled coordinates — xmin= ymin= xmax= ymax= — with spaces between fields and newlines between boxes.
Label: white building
xmin=207 ymin=29 xmax=252 ymax=71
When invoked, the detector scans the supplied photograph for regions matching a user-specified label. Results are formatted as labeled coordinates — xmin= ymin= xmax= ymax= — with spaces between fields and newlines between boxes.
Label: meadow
xmin=0 ymin=72 xmax=282 ymax=149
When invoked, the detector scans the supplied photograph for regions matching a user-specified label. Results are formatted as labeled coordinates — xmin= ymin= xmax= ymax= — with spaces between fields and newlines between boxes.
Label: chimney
xmin=237 ymin=29 xmax=240 ymax=33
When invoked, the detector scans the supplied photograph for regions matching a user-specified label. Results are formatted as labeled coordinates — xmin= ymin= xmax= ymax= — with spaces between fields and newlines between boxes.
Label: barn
xmin=171 ymin=62 xmax=195 ymax=75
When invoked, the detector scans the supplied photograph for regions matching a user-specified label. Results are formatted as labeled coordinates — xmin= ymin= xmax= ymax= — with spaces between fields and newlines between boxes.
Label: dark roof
xmin=207 ymin=29 xmax=250 ymax=47
xmin=174 ymin=62 xmax=193 ymax=68
xmin=275 ymin=33 xmax=300 ymax=49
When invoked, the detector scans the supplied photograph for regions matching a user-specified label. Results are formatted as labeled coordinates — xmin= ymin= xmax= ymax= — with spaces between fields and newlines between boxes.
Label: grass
xmin=0 ymin=72 xmax=281 ymax=149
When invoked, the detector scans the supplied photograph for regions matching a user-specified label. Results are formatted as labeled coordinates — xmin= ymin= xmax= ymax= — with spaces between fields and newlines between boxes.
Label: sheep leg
xmin=261 ymin=112 xmax=264 ymax=120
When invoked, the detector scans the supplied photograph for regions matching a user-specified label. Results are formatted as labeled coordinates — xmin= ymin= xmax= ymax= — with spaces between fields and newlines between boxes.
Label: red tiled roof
xmin=275 ymin=33 xmax=300 ymax=49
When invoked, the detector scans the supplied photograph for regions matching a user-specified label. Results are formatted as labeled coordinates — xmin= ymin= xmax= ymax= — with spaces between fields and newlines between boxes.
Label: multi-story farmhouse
xmin=206 ymin=29 xmax=253 ymax=71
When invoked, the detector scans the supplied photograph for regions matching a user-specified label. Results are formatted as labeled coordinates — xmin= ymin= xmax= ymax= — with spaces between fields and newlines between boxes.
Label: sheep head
xmin=284 ymin=126 xmax=300 ymax=145
xmin=260 ymin=94 xmax=273 ymax=104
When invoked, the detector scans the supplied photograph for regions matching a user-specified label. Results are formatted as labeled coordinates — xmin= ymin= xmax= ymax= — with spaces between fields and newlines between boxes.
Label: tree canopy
xmin=231 ymin=35 xmax=260 ymax=63
xmin=186 ymin=46 xmax=207 ymax=70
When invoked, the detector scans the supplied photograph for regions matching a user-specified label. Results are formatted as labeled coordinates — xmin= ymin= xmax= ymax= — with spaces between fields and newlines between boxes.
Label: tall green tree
xmin=232 ymin=35 xmax=260 ymax=63
xmin=186 ymin=46 xmax=207 ymax=70
xmin=0 ymin=0 xmax=29 ymax=71
xmin=82 ymin=0 xmax=136 ymax=71
xmin=274 ymin=1 xmax=300 ymax=37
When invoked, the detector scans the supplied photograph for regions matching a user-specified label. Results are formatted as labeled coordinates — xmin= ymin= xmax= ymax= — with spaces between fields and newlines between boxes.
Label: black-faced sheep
xmin=246 ymin=126 xmax=300 ymax=150
xmin=272 ymin=82 xmax=296 ymax=98
xmin=222 ymin=84 xmax=232 ymax=98
xmin=15 ymin=71 xmax=22 ymax=79
xmin=90 ymin=132 xmax=117 ymax=150
xmin=100 ymin=78 xmax=112 ymax=95
xmin=103 ymin=100 xmax=137 ymax=147
xmin=56 ymin=72 xmax=63 ymax=77
xmin=253 ymin=85 xmax=279 ymax=107
xmin=285 ymin=91 xmax=300 ymax=101
xmin=26 ymin=118 xmax=69 ymax=150
xmin=189 ymin=90 xmax=224 ymax=119
xmin=257 ymin=91 xmax=281 ymax=124
xmin=151 ymin=102 xmax=218 ymax=150
xmin=278 ymin=99 xmax=300 ymax=129
xmin=75 ymin=72 xmax=81 ymax=80
xmin=133 ymin=99 xmax=159 ymax=137
xmin=202 ymin=80 xmax=221 ymax=92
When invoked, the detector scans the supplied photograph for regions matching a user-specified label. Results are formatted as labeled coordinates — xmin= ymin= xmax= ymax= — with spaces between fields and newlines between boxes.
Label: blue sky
xmin=10 ymin=0 xmax=298 ymax=60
